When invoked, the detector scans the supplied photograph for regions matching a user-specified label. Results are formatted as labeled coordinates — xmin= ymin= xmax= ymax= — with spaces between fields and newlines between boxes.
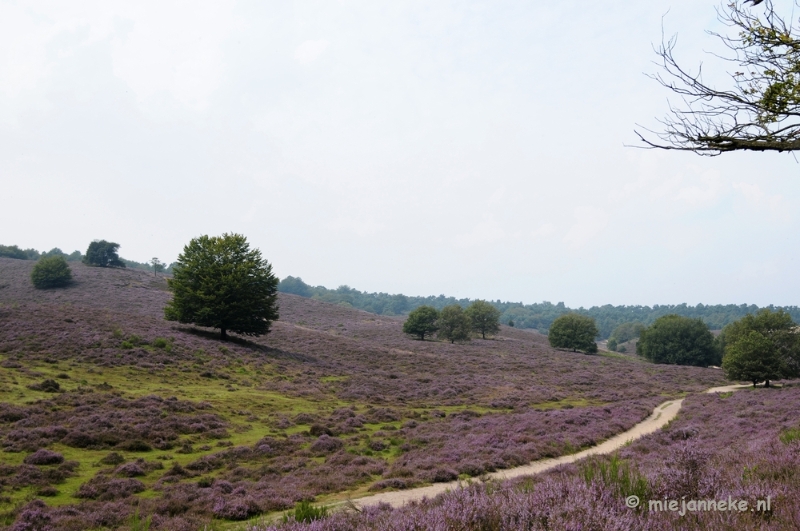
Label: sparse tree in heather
xmin=30 ymin=256 xmax=72 ymax=289
xmin=150 ymin=257 xmax=164 ymax=277
xmin=466 ymin=300 xmax=501 ymax=339
xmin=83 ymin=240 xmax=125 ymax=268
xmin=548 ymin=313 xmax=599 ymax=354
xmin=720 ymin=309 xmax=799 ymax=387
xmin=402 ymin=305 xmax=439 ymax=340
xmin=437 ymin=305 xmax=472 ymax=344
xmin=164 ymin=233 xmax=279 ymax=340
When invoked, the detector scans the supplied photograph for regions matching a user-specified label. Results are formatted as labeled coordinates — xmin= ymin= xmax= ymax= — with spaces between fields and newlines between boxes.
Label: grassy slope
xmin=0 ymin=258 xmax=728 ymax=529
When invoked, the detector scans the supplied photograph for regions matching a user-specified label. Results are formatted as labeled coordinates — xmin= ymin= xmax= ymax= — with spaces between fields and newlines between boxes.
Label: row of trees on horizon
xmin=278 ymin=276 xmax=800 ymax=339
xmin=0 ymin=243 xmax=176 ymax=275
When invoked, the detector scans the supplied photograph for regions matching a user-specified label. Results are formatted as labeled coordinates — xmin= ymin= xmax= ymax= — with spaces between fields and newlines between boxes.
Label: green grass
xmin=780 ymin=426 xmax=800 ymax=445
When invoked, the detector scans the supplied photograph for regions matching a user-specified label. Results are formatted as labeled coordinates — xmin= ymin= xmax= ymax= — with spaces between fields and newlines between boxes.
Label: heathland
xmin=0 ymin=257 xmax=766 ymax=530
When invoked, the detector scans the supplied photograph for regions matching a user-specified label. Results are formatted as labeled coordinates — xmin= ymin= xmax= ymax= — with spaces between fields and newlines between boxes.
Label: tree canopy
xmin=638 ymin=1 xmax=800 ymax=154
xmin=402 ymin=306 xmax=439 ymax=340
xmin=437 ymin=305 xmax=472 ymax=344
xmin=720 ymin=309 xmax=799 ymax=386
xmin=30 ymin=256 xmax=72 ymax=289
xmin=636 ymin=315 xmax=719 ymax=367
xmin=164 ymin=233 xmax=279 ymax=340
xmin=466 ymin=300 xmax=501 ymax=339
xmin=83 ymin=240 xmax=125 ymax=268
xmin=548 ymin=313 xmax=599 ymax=354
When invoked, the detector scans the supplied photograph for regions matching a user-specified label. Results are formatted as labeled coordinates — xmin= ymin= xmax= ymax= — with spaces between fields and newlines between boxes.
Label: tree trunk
xmin=753 ymin=380 xmax=758 ymax=388
xmin=221 ymin=327 xmax=228 ymax=341
xmin=482 ymin=331 xmax=486 ymax=339
xmin=765 ymin=379 xmax=770 ymax=388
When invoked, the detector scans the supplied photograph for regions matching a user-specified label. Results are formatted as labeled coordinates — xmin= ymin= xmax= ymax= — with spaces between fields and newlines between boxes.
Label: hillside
xmin=0 ymin=258 xmax=727 ymax=530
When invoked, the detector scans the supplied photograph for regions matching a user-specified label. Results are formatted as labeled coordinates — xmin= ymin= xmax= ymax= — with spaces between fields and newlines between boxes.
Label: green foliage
xmin=780 ymin=427 xmax=800 ymax=445
xmin=721 ymin=309 xmax=799 ymax=387
xmin=164 ymin=233 xmax=279 ymax=340
xmin=609 ymin=322 xmax=645 ymax=344
xmin=129 ymin=507 xmax=152 ymax=531
xmin=30 ymin=256 xmax=73 ymax=289
xmin=437 ymin=305 xmax=472 ymax=344
xmin=83 ymin=240 xmax=125 ymax=268
xmin=606 ymin=338 xmax=618 ymax=351
xmin=0 ymin=244 xmax=39 ymax=260
xmin=637 ymin=315 xmax=718 ymax=367
xmin=402 ymin=305 xmax=439 ymax=340
xmin=580 ymin=455 xmax=650 ymax=504
xmin=283 ymin=500 xmax=328 ymax=523
xmin=548 ymin=313 xmax=598 ymax=354
xmin=466 ymin=300 xmax=501 ymax=339
xmin=279 ymin=276 xmax=312 ymax=297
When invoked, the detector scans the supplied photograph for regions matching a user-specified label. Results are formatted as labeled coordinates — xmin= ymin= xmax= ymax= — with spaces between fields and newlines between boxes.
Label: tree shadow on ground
xmin=175 ymin=326 xmax=318 ymax=363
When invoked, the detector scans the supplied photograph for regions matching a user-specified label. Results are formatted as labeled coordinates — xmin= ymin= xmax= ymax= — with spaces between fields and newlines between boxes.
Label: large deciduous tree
xmin=720 ymin=308 xmax=799 ymax=387
xmin=637 ymin=315 xmax=718 ymax=366
xmin=164 ymin=233 xmax=279 ymax=340
xmin=638 ymin=1 xmax=800 ymax=154
xmin=437 ymin=305 xmax=472 ymax=344
xmin=402 ymin=305 xmax=439 ymax=340
xmin=466 ymin=300 xmax=501 ymax=339
xmin=548 ymin=313 xmax=599 ymax=354
xmin=83 ymin=240 xmax=125 ymax=268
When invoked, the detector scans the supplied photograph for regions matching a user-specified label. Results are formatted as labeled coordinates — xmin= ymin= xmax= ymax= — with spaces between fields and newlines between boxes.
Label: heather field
xmin=253 ymin=386 xmax=800 ymax=531
xmin=0 ymin=258 xmax=729 ymax=530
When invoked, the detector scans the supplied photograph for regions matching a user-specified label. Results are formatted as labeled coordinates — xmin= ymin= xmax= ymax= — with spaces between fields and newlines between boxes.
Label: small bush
xmin=100 ymin=452 xmax=125 ymax=466
xmin=119 ymin=440 xmax=153 ymax=452
xmin=24 ymin=449 xmax=64 ymax=466
xmin=780 ymin=427 xmax=800 ymax=445
xmin=284 ymin=500 xmax=328 ymax=523
xmin=152 ymin=338 xmax=170 ymax=350
xmin=579 ymin=455 xmax=650 ymax=504
xmin=31 ymin=255 xmax=72 ymax=289
xmin=27 ymin=379 xmax=60 ymax=393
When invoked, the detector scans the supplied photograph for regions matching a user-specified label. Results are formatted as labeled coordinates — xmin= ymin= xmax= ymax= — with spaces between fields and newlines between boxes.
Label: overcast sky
xmin=2 ymin=0 xmax=798 ymax=307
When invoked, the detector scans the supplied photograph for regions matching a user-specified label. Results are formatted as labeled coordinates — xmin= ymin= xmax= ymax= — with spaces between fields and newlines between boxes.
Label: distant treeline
xmin=0 ymin=244 xmax=175 ymax=275
xmin=278 ymin=276 xmax=800 ymax=339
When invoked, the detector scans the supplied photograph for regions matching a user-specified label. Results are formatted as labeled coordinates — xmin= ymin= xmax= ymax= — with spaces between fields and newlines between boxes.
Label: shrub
xmin=75 ymin=477 xmax=146 ymax=500
xmin=23 ymin=449 xmax=64 ymax=466
xmin=309 ymin=435 xmax=343 ymax=454
xmin=100 ymin=452 xmax=125 ymax=466
xmin=283 ymin=500 xmax=328 ymax=523
xmin=27 ymin=380 xmax=60 ymax=393
xmin=30 ymin=256 xmax=72 ymax=289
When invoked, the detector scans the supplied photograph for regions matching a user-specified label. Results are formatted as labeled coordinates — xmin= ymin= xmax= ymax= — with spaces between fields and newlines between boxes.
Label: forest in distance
xmin=277 ymin=276 xmax=800 ymax=339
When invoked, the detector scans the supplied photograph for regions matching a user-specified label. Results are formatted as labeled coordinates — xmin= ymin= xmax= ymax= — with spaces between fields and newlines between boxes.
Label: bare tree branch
xmin=637 ymin=1 xmax=800 ymax=155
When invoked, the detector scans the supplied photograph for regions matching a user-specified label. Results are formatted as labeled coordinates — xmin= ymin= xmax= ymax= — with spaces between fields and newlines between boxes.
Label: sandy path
xmin=349 ymin=384 xmax=747 ymax=509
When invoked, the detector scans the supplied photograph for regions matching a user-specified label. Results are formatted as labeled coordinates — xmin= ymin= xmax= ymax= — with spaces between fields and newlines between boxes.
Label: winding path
xmin=348 ymin=384 xmax=747 ymax=509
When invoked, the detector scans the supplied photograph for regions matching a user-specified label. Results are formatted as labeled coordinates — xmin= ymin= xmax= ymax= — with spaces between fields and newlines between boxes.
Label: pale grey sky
xmin=2 ymin=0 xmax=798 ymax=307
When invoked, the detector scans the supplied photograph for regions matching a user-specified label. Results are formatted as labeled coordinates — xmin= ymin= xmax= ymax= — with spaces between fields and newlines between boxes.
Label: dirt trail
xmin=350 ymin=384 xmax=747 ymax=509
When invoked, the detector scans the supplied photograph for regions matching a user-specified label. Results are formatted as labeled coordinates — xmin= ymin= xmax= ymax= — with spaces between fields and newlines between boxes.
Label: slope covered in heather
xmin=0 ymin=258 xmax=727 ymax=530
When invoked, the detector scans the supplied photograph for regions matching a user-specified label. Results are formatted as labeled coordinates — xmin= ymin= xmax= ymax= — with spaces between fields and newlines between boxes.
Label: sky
xmin=2 ymin=0 xmax=799 ymax=308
